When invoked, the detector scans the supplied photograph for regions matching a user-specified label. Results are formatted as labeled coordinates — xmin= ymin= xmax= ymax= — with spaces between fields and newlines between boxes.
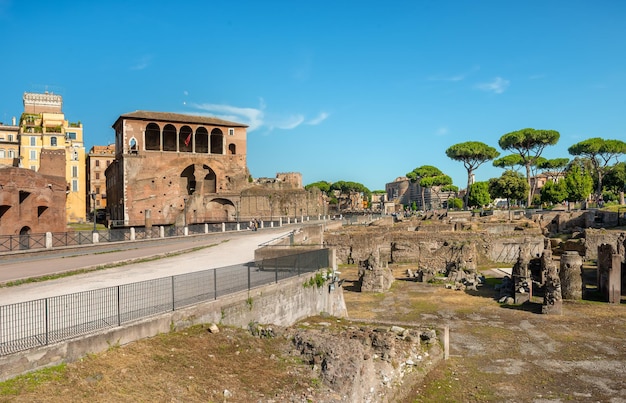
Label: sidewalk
xmin=0 ymin=228 xmax=292 ymax=305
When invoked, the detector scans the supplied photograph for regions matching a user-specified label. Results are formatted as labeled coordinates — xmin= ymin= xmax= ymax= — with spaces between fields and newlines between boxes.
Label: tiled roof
xmin=118 ymin=111 xmax=248 ymax=128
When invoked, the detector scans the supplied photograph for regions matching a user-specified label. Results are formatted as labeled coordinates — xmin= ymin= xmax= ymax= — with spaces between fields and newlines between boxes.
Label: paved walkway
xmin=0 ymin=227 xmax=292 ymax=305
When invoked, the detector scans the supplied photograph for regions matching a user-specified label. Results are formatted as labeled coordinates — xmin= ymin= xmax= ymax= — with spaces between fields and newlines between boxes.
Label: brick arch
xmin=163 ymin=124 xmax=177 ymax=152
xmin=196 ymin=127 xmax=209 ymax=153
xmin=145 ymin=123 xmax=160 ymax=151
xmin=206 ymin=198 xmax=235 ymax=221
xmin=202 ymin=164 xmax=217 ymax=193
xmin=179 ymin=125 xmax=193 ymax=152
xmin=210 ymin=128 xmax=223 ymax=154
xmin=180 ymin=165 xmax=197 ymax=195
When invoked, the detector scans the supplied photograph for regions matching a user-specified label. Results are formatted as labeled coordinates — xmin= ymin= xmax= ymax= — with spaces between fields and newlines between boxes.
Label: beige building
xmin=86 ymin=144 xmax=115 ymax=217
xmin=18 ymin=92 xmax=86 ymax=223
xmin=385 ymin=176 xmax=456 ymax=210
xmin=0 ymin=119 xmax=19 ymax=167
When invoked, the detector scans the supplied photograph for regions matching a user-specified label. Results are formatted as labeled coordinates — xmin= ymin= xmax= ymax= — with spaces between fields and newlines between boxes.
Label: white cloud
xmin=306 ymin=112 xmax=329 ymax=125
xmin=130 ymin=55 xmax=152 ymax=71
xmin=191 ymin=102 xmax=265 ymax=132
xmin=476 ymin=77 xmax=510 ymax=94
xmin=188 ymin=99 xmax=327 ymax=133
xmin=429 ymin=65 xmax=480 ymax=82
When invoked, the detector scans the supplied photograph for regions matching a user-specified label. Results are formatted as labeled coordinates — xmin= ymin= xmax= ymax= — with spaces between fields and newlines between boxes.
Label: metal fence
xmin=0 ymin=218 xmax=312 ymax=253
xmin=0 ymin=248 xmax=330 ymax=356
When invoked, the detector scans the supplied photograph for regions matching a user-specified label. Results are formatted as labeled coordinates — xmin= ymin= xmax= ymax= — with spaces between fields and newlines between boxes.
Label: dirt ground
xmin=2 ymin=264 xmax=626 ymax=402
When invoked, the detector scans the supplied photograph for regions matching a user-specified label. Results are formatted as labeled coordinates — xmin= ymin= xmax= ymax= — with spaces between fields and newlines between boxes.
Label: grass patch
xmin=0 ymin=364 xmax=67 ymax=395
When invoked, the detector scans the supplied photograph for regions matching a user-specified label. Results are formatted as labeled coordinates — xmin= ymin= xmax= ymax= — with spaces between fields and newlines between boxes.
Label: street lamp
xmin=90 ymin=191 xmax=97 ymax=232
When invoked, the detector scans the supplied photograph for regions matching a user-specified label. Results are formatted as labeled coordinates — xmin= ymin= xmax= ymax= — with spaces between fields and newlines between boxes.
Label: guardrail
xmin=0 ymin=216 xmax=328 ymax=254
xmin=0 ymin=249 xmax=330 ymax=356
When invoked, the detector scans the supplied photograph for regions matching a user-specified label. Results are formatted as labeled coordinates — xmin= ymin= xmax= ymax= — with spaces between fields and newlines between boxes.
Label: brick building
xmin=106 ymin=111 xmax=325 ymax=227
xmin=0 ymin=149 xmax=67 ymax=237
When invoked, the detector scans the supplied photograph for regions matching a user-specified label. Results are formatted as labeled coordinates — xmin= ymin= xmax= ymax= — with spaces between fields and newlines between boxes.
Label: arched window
xmin=203 ymin=165 xmax=217 ymax=193
xmin=50 ymin=137 xmax=57 ymax=146
xmin=228 ymin=144 xmax=236 ymax=155
xmin=129 ymin=137 xmax=138 ymax=154
xmin=179 ymin=126 xmax=193 ymax=152
xmin=210 ymin=128 xmax=223 ymax=154
xmin=163 ymin=124 xmax=177 ymax=151
xmin=195 ymin=127 xmax=209 ymax=153
xmin=145 ymin=123 xmax=160 ymax=150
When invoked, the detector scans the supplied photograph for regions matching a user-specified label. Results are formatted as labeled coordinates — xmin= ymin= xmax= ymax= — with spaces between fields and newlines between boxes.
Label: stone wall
xmin=324 ymin=222 xmax=544 ymax=268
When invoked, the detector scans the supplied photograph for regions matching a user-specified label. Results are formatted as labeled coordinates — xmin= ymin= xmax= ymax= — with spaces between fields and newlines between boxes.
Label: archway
xmin=145 ymin=123 xmax=160 ymax=151
xmin=19 ymin=226 xmax=31 ymax=250
xmin=180 ymin=165 xmax=196 ymax=195
xmin=210 ymin=128 xmax=223 ymax=154
xmin=206 ymin=198 xmax=235 ymax=221
xmin=163 ymin=124 xmax=177 ymax=151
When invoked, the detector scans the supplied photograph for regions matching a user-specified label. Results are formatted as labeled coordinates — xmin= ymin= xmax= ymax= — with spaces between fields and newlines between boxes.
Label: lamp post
xmin=90 ymin=191 xmax=97 ymax=232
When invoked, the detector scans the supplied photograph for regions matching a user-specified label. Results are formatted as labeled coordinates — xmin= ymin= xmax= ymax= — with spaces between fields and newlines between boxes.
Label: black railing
xmin=0 ymin=249 xmax=330 ymax=356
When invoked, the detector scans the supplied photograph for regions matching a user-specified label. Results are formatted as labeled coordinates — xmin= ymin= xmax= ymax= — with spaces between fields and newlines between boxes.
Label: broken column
xmin=358 ymin=250 xmax=394 ymax=292
xmin=541 ymin=243 xmax=562 ymax=314
xmin=597 ymin=244 xmax=622 ymax=304
xmin=512 ymin=242 xmax=532 ymax=304
xmin=559 ymin=251 xmax=583 ymax=300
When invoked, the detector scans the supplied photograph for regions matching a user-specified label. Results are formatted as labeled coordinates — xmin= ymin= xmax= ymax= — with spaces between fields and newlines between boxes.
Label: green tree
xmin=406 ymin=165 xmax=453 ymax=210
xmin=498 ymin=128 xmax=560 ymax=206
xmin=447 ymin=197 xmax=463 ymax=210
xmin=488 ymin=170 xmax=529 ymax=211
xmin=537 ymin=158 xmax=570 ymax=181
xmin=567 ymin=138 xmax=626 ymax=203
xmin=540 ymin=180 xmax=568 ymax=206
xmin=445 ymin=141 xmax=499 ymax=209
xmin=467 ymin=181 xmax=491 ymax=209
xmin=493 ymin=154 xmax=524 ymax=172
xmin=563 ymin=163 xmax=594 ymax=208
xmin=305 ymin=181 xmax=331 ymax=194
xmin=602 ymin=162 xmax=626 ymax=204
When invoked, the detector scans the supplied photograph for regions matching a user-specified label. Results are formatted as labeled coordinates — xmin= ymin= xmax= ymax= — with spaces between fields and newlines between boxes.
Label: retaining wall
xmin=0 ymin=272 xmax=346 ymax=382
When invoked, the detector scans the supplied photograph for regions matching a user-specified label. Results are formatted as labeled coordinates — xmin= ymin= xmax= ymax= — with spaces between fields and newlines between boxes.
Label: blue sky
xmin=1 ymin=1 xmax=625 ymax=191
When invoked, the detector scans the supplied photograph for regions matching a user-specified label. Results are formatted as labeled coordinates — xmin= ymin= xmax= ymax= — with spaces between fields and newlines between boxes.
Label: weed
xmin=246 ymin=296 xmax=254 ymax=310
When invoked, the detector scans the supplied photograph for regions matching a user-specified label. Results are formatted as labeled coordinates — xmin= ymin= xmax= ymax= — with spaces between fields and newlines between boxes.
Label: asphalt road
xmin=0 ymin=227 xmax=293 ymax=305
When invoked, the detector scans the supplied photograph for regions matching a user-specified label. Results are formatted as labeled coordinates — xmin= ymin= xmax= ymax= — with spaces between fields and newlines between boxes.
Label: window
xmin=72 ymin=166 xmax=78 ymax=178
xmin=8 ymin=150 xmax=14 ymax=158
xmin=96 ymin=186 xmax=100 ymax=194
xmin=72 ymin=179 xmax=78 ymax=192
xmin=95 ymin=160 xmax=100 ymax=167
xmin=95 ymin=173 xmax=100 ymax=180
xmin=72 ymin=151 xmax=78 ymax=161
xmin=66 ymin=132 xmax=77 ymax=140
xmin=30 ymin=150 xmax=37 ymax=160
xmin=228 ymin=128 xmax=234 ymax=136
xmin=8 ymin=134 xmax=13 ymax=141
xmin=0 ymin=149 xmax=4 ymax=158
xmin=30 ymin=136 xmax=36 ymax=146
xmin=106 ymin=160 xmax=111 ymax=167
xmin=30 ymin=165 xmax=36 ymax=171
xmin=50 ymin=137 xmax=57 ymax=146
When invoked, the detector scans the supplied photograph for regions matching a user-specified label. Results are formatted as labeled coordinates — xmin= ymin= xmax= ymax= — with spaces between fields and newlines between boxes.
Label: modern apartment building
xmin=0 ymin=118 xmax=19 ymax=167
xmin=18 ymin=92 xmax=86 ymax=223
xmin=86 ymin=144 xmax=115 ymax=217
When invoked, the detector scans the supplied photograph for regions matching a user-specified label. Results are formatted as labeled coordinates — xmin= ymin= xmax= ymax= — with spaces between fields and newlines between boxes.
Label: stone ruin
xmin=559 ymin=251 xmax=583 ymax=300
xmin=406 ymin=242 xmax=484 ymax=291
xmin=358 ymin=250 xmax=394 ymax=292
xmin=511 ymin=241 xmax=534 ymax=304
xmin=597 ymin=233 xmax=625 ymax=304
xmin=541 ymin=240 xmax=562 ymax=315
